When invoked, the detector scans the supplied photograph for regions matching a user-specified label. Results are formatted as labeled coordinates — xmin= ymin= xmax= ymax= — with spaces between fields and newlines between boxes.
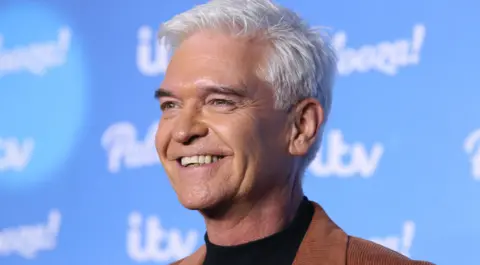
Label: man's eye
xmin=160 ymin=101 xmax=177 ymax=111
xmin=210 ymin=99 xmax=234 ymax=106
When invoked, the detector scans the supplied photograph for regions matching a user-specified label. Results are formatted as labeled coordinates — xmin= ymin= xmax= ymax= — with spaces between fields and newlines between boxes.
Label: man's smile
xmin=178 ymin=155 xmax=226 ymax=167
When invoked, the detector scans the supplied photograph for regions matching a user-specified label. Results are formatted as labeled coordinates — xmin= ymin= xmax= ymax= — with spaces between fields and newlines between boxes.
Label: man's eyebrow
xmin=202 ymin=85 xmax=247 ymax=97
xmin=154 ymin=88 xmax=174 ymax=99
xmin=154 ymin=85 xmax=247 ymax=99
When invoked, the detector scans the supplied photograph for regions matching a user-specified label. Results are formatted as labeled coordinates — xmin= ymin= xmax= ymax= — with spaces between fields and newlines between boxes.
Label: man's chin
xmin=179 ymin=200 xmax=205 ymax=211
xmin=176 ymin=193 xmax=230 ymax=215
xmin=176 ymin=193 xmax=216 ymax=210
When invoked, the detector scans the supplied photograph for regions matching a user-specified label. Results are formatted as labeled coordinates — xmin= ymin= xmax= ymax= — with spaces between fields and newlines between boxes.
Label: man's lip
xmin=168 ymin=153 xmax=232 ymax=161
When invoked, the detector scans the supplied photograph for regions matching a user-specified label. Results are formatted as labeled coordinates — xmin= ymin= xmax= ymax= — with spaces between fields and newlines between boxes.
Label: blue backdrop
xmin=1 ymin=0 xmax=479 ymax=264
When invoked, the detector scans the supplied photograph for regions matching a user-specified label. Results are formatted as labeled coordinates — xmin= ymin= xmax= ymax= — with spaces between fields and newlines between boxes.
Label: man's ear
xmin=288 ymin=98 xmax=324 ymax=156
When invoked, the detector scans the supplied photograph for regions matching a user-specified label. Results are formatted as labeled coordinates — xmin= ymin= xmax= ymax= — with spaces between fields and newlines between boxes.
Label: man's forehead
xmin=159 ymin=31 xmax=267 ymax=97
xmin=162 ymin=51 xmax=252 ymax=92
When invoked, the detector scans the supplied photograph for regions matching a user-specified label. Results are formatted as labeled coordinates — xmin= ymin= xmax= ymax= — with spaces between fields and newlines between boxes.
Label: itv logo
xmin=308 ymin=130 xmax=384 ymax=178
xmin=127 ymin=212 xmax=199 ymax=262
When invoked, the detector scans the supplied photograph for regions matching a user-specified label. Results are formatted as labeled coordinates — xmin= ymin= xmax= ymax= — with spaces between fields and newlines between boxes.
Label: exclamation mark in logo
xmin=410 ymin=24 xmax=426 ymax=64
xmin=401 ymin=221 xmax=415 ymax=257
xmin=464 ymin=129 xmax=480 ymax=179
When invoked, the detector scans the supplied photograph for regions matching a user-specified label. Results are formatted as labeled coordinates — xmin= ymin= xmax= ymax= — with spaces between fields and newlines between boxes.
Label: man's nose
xmin=172 ymin=108 xmax=208 ymax=144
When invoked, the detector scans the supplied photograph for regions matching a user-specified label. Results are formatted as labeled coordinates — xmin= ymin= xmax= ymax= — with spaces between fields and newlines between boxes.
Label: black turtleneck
xmin=203 ymin=197 xmax=314 ymax=265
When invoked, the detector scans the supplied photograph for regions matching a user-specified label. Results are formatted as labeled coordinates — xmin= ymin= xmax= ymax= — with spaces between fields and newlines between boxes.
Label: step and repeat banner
xmin=1 ymin=0 xmax=479 ymax=264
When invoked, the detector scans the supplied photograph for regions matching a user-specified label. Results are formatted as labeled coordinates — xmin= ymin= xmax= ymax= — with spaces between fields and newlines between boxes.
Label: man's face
xmin=155 ymin=31 xmax=292 ymax=211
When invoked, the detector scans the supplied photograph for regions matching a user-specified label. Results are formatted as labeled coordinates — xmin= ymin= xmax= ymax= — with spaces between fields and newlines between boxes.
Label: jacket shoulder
xmin=346 ymin=236 xmax=435 ymax=265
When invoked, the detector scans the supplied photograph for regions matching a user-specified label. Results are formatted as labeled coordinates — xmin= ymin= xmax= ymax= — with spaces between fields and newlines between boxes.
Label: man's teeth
xmin=180 ymin=155 xmax=222 ymax=166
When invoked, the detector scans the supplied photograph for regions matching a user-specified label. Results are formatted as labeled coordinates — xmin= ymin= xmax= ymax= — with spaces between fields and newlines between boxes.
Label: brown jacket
xmin=171 ymin=202 xmax=435 ymax=265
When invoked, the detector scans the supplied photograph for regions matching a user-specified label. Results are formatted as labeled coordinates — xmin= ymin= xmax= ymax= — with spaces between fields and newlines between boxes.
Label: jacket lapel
xmin=292 ymin=202 xmax=348 ymax=265
xmin=178 ymin=201 xmax=348 ymax=265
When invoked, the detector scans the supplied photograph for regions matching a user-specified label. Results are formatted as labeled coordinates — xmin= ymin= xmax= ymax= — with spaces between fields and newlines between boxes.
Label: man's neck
xmin=202 ymin=184 xmax=304 ymax=246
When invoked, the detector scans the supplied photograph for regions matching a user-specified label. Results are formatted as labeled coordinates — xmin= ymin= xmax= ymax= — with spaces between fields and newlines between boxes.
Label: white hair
xmin=158 ymin=0 xmax=337 ymax=167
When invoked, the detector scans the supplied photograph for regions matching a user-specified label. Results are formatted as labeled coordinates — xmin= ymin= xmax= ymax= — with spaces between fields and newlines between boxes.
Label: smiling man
xmin=154 ymin=0 xmax=434 ymax=265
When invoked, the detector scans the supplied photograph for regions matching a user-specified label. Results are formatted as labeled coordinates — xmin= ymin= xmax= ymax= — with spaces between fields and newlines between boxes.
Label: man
xmin=154 ymin=0 xmax=435 ymax=264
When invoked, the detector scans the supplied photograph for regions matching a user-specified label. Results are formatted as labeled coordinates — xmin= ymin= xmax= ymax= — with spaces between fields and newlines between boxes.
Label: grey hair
xmin=158 ymin=0 xmax=337 ymax=167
